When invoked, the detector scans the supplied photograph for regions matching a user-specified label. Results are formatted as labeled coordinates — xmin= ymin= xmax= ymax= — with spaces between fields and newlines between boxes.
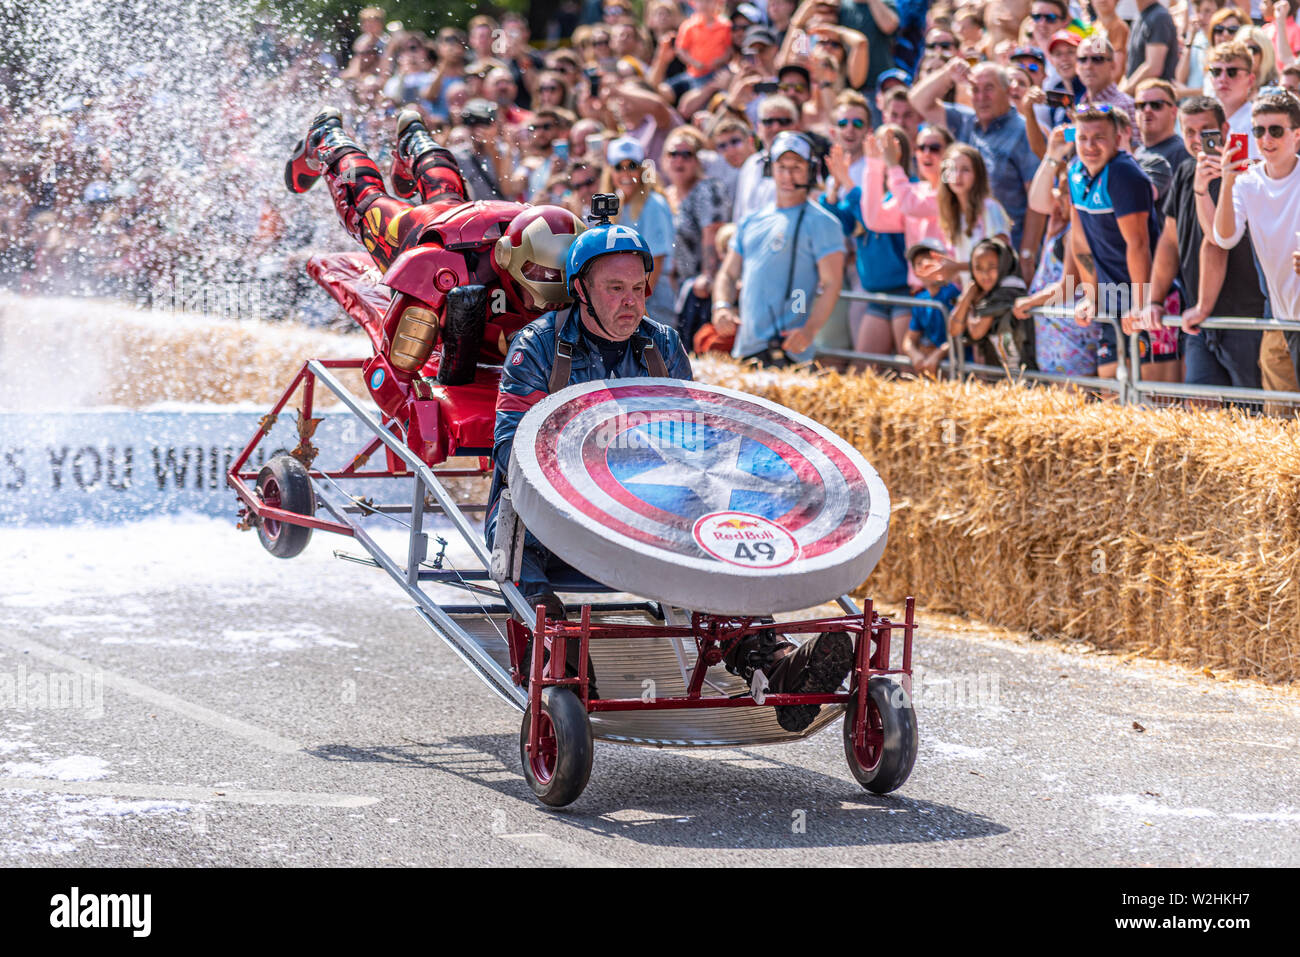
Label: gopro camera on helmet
xmin=589 ymin=192 xmax=620 ymax=225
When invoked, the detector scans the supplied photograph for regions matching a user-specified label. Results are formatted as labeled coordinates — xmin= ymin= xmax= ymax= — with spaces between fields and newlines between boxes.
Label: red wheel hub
xmin=527 ymin=711 xmax=557 ymax=784
xmin=854 ymin=698 xmax=885 ymax=772
xmin=261 ymin=477 xmax=283 ymax=539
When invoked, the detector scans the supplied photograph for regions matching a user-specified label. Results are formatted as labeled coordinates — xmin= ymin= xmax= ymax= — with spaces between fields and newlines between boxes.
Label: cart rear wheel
xmin=256 ymin=455 xmax=315 ymax=559
xmin=520 ymin=687 xmax=592 ymax=807
xmin=843 ymin=677 xmax=917 ymax=794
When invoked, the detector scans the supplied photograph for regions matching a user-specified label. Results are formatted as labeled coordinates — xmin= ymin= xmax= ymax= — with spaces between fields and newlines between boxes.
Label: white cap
xmin=606 ymin=136 xmax=645 ymax=166
xmin=769 ymin=131 xmax=812 ymax=162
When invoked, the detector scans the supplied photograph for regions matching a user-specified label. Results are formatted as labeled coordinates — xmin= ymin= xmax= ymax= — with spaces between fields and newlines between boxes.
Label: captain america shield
xmin=508 ymin=379 xmax=890 ymax=614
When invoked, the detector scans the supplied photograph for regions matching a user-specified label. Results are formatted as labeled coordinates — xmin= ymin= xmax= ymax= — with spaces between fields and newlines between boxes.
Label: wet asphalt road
xmin=2 ymin=517 xmax=1298 ymax=867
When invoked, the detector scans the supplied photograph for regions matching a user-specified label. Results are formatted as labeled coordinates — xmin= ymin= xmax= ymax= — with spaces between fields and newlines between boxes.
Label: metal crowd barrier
xmin=817 ymin=292 xmax=1300 ymax=414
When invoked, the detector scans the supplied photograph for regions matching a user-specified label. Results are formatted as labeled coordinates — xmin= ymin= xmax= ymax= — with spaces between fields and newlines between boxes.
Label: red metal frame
xmin=519 ymin=598 xmax=916 ymax=757
xmin=226 ymin=358 xmax=493 ymax=537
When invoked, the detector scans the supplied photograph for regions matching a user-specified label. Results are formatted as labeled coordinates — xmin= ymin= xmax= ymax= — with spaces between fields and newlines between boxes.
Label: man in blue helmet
xmin=487 ymin=196 xmax=854 ymax=729
xmin=486 ymin=195 xmax=693 ymax=627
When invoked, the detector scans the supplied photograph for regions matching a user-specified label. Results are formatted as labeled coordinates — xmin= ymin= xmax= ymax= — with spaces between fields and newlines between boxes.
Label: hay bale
xmin=695 ymin=357 xmax=1300 ymax=683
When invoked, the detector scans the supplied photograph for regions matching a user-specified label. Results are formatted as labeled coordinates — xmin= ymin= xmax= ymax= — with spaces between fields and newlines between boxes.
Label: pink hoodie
xmin=862 ymin=156 xmax=945 ymax=289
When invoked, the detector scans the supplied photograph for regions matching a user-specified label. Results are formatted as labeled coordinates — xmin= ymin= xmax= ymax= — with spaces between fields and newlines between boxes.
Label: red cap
xmin=1048 ymin=30 xmax=1082 ymax=51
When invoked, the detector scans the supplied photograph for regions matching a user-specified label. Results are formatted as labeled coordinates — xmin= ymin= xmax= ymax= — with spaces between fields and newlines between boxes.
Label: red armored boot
xmin=284 ymin=107 xmax=364 ymax=194
xmin=391 ymin=107 xmax=467 ymax=203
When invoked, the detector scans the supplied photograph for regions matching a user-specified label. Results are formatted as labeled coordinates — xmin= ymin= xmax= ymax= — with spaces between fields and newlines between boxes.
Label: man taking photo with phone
xmin=1210 ymin=89 xmax=1300 ymax=387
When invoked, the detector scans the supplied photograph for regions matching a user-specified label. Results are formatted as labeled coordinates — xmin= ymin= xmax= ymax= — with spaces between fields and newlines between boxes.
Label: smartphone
xmin=754 ymin=80 xmax=779 ymax=95
xmin=584 ymin=66 xmax=600 ymax=99
xmin=1044 ymin=89 xmax=1073 ymax=110
xmin=585 ymin=133 xmax=604 ymax=157
xmin=1063 ymin=125 xmax=1076 ymax=143
xmin=1227 ymin=132 xmax=1250 ymax=171
xmin=553 ymin=140 xmax=569 ymax=162
xmin=1201 ymin=129 xmax=1222 ymax=155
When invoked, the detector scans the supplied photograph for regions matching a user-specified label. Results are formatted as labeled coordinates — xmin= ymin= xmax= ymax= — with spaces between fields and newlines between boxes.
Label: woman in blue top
xmin=604 ymin=136 xmax=678 ymax=330
xmin=820 ymin=122 xmax=911 ymax=355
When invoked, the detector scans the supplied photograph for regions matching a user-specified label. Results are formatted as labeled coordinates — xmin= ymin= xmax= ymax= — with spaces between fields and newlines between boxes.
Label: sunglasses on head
xmin=760 ymin=115 xmax=795 ymax=127
xmin=667 ymin=149 xmax=696 ymax=159
xmin=1030 ymin=12 xmax=1061 ymax=22
xmin=1252 ymin=123 xmax=1293 ymax=139
xmin=1078 ymin=54 xmax=1111 ymax=65
xmin=1137 ymin=99 xmax=1173 ymax=111
xmin=613 ymin=160 xmax=640 ymax=171
xmin=1209 ymin=65 xmax=1246 ymax=78
xmin=836 ymin=117 xmax=866 ymax=128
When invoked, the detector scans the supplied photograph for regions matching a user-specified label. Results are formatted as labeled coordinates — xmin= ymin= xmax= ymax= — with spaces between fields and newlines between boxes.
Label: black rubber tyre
xmin=255 ymin=455 xmax=315 ymax=559
xmin=520 ymin=687 xmax=593 ymax=807
xmin=843 ymin=676 xmax=918 ymax=794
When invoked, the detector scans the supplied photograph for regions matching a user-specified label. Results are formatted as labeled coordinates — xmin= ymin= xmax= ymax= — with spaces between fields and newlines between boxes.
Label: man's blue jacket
xmin=485 ymin=304 xmax=693 ymax=553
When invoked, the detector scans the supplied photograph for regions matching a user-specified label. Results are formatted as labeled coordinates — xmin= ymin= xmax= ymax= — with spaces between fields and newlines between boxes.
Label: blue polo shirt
xmin=943 ymin=104 xmax=1037 ymax=249
xmin=1067 ymin=151 xmax=1159 ymax=306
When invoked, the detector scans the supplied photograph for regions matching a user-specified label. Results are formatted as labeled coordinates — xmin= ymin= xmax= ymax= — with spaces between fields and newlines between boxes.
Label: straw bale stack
xmin=695 ymin=357 xmax=1300 ymax=682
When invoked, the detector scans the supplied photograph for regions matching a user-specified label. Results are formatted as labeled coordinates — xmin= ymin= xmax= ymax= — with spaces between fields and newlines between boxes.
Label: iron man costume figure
xmin=284 ymin=107 xmax=583 ymax=451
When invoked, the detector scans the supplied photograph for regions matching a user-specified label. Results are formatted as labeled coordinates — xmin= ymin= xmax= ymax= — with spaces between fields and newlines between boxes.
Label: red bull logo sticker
xmin=693 ymin=511 xmax=799 ymax=568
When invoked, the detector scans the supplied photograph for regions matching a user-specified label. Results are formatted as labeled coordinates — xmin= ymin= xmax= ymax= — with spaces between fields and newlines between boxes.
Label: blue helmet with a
xmin=564 ymin=223 xmax=655 ymax=297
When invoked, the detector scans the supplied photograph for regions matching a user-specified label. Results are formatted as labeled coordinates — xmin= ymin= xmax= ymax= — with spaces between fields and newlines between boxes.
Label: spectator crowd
xmin=9 ymin=0 xmax=1300 ymax=394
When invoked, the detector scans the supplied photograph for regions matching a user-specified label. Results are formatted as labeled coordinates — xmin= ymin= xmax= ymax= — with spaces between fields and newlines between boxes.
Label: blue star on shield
xmin=606 ymin=422 xmax=802 ymax=520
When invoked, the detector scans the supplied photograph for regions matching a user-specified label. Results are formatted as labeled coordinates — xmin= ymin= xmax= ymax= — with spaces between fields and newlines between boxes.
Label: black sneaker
xmin=520 ymin=589 xmax=566 ymax=623
xmin=770 ymin=631 xmax=854 ymax=733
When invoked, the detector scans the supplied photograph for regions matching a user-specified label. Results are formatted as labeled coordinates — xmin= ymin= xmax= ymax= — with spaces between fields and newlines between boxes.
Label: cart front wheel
xmin=520 ymin=687 xmax=593 ymax=807
xmin=843 ymin=677 xmax=918 ymax=794
xmin=256 ymin=455 xmax=315 ymax=559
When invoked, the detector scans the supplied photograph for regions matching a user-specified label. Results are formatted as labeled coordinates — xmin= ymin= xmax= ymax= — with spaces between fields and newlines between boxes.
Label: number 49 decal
xmin=693 ymin=512 xmax=800 ymax=569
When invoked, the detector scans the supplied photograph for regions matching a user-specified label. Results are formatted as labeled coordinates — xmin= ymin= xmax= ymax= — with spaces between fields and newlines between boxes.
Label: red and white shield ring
xmin=508 ymin=378 xmax=890 ymax=614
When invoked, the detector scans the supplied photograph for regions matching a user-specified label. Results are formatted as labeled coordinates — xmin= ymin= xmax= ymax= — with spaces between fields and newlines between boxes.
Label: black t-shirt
xmin=1127 ymin=2 xmax=1180 ymax=83
xmin=582 ymin=325 xmax=630 ymax=369
xmin=1147 ymin=135 xmax=1192 ymax=178
xmin=1163 ymin=158 xmax=1266 ymax=315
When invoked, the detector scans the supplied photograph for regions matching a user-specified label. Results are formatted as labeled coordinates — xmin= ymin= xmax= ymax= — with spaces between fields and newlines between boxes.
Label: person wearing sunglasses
xmin=1134 ymin=79 xmax=1192 ymax=172
xmin=1211 ymin=90 xmax=1300 ymax=390
xmin=732 ymin=95 xmax=801 ymax=223
xmin=1063 ymin=106 xmax=1162 ymax=382
xmin=706 ymin=116 xmax=755 ymax=209
xmin=1136 ymin=96 xmax=1265 ymax=391
xmin=1027 ymin=0 xmax=1068 ymax=75
xmin=910 ymin=59 xmax=1042 ymax=254
xmin=660 ymin=127 xmax=728 ymax=343
xmin=601 ymin=136 xmax=678 ymax=329
xmin=713 ymin=130 xmax=844 ymax=366
xmin=1075 ymin=35 xmax=1137 ymax=128
xmin=1207 ymin=40 xmax=1262 ymax=163
xmin=821 ymin=95 xmax=913 ymax=355
xmin=1121 ymin=0 xmax=1181 ymax=95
